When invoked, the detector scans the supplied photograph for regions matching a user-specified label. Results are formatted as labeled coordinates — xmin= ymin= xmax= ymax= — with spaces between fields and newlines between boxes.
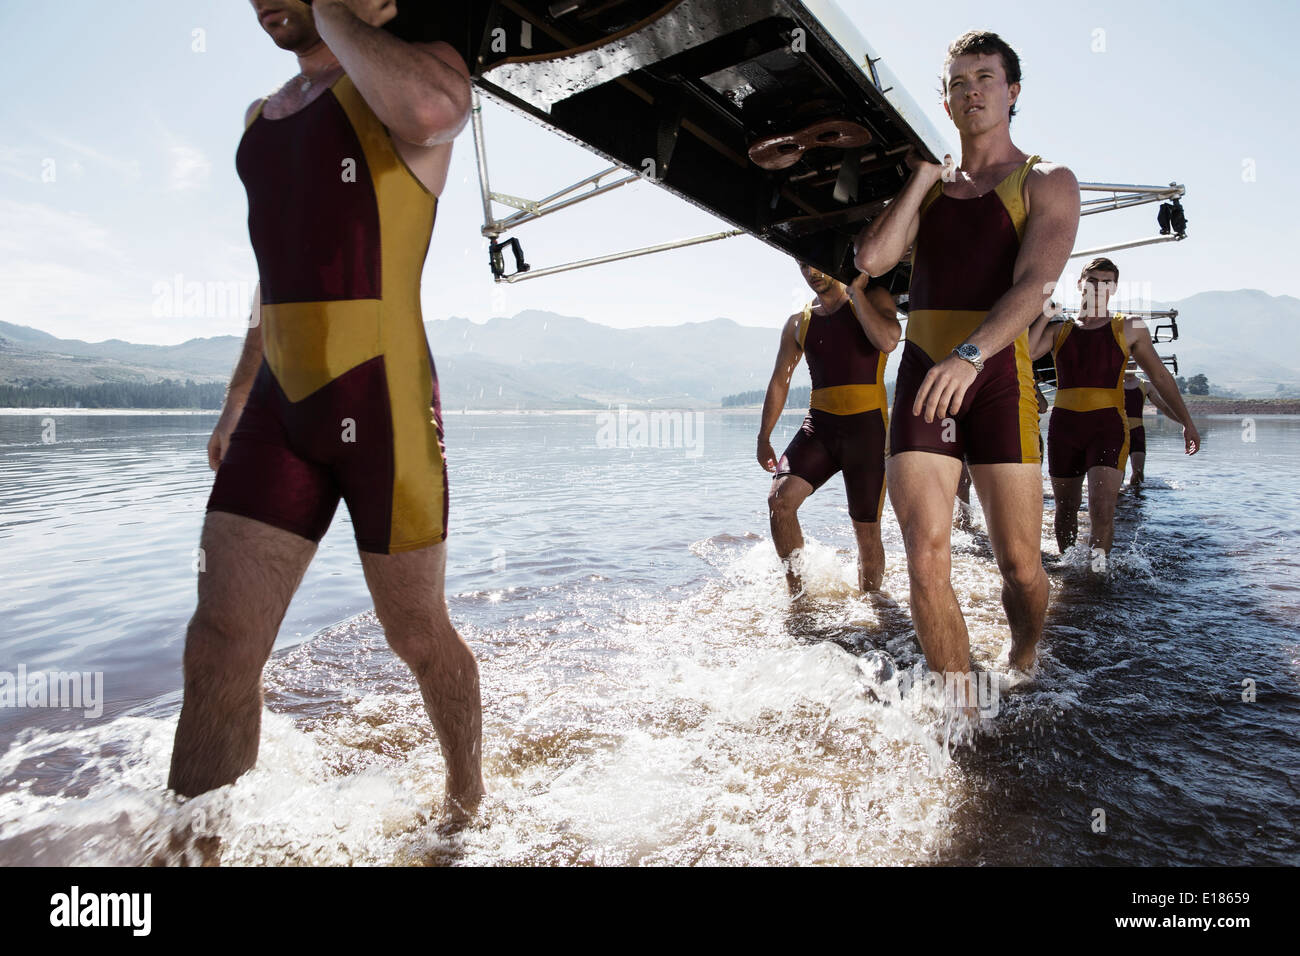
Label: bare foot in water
xmin=866 ymin=588 xmax=898 ymax=608
xmin=1004 ymin=635 xmax=1039 ymax=674
xmin=994 ymin=633 xmax=1041 ymax=682
xmin=438 ymin=786 xmax=487 ymax=834
xmin=152 ymin=821 xmax=222 ymax=866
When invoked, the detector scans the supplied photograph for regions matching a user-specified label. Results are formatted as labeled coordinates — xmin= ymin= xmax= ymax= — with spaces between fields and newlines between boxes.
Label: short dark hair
xmin=1080 ymin=257 xmax=1120 ymax=281
xmin=941 ymin=31 xmax=1022 ymax=123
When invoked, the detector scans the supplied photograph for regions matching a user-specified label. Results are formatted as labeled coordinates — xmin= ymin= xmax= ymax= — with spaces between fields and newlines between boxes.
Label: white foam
xmin=0 ymin=527 xmax=1067 ymax=866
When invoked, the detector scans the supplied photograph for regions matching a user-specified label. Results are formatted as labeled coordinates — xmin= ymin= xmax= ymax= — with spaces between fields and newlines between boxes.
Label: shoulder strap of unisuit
xmin=1052 ymin=319 xmax=1072 ymax=356
xmin=919 ymin=178 xmax=944 ymax=218
xmin=1111 ymin=312 xmax=1131 ymax=357
xmin=994 ymin=154 xmax=1043 ymax=240
xmin=915 ymin=169 xmax=952 ymax=279
xmin=796 ymin=302 xmax=813 ymax=350
xmin=246 ymin=98 xmax=267 ymax=129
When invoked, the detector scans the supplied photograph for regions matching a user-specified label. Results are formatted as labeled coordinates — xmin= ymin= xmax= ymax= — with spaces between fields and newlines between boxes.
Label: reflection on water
xmin=0 ymin=411 xmax=1298 ymax=865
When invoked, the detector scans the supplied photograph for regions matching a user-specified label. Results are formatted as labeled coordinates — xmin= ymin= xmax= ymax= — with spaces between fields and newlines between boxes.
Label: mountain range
xmin=2 ymin=289 xmax=1297 ymax=406
xmin=1146 ymin=290 xmax=1300 ymax=394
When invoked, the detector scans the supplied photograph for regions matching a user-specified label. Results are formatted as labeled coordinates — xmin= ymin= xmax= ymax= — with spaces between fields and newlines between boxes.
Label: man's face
xmin=800 ymin=263 xmax=834 ymax=294
xmin=1079 ymin=269 xmax=1118 ymax=309
xmin=249 ymin=0 xmax=318 ymax=51
xmin=944 ymin=52 xmax=1018 ymax=133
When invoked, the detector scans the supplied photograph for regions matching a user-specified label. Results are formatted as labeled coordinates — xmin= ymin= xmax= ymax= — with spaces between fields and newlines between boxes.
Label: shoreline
xmin=5 ymin=399 xmax=1300 ymax=416
xmin=1178 ymin=398 xmax=1300 ymax=415
xmin=0 ymin=408 xmax=219 ymax=416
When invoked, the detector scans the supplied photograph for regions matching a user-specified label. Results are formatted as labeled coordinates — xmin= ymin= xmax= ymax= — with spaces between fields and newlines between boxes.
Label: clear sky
xmin=1 ymin=0 xmax=1294 ymax=344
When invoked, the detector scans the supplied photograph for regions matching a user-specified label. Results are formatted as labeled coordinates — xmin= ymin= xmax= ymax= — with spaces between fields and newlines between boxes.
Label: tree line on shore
xmin=722 ymin=374 xmax=1226 ymax=407
xmin=0 ymin=380 xmax=225 ymax=409
xmin=721 ymin=386 xmax=812 ymax=408
xmin=0 ymin=373 xmax=1275 ymax=411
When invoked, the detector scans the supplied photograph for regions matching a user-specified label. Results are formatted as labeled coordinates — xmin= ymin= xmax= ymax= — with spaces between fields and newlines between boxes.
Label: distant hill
xmin=0 ymin=311 xmax=800 ymax=408
xmin=1 ymin=290 xmax=1296 ymax=406
xmin=0 ymin=321 xmax=241 ymax=383
xmin=1148 ymin=290 xmax=1300 ymax=396
xmin=424 ymin=310 xmax=787 ymax=407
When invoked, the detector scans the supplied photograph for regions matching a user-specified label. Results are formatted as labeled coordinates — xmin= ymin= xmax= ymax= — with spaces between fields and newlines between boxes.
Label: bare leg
xmin=1051 ymin=476 xmax=1085 ymax=554
xmin=1129 ymin=452 xmax=1145 ymax=487
xmin=852 ymin=518 xmax=884 ymax=592
xmin=970 ymin=463 xmax=1049 ymax=672
xmin=768 ymin=474 xmax=814 ymax=594
xmin=168 ymin=512 xmax=316 ymax=797
xmin=887 ymin=452 xmax=968 ymax=673
xmin=361 ymin=541 xmax=484 ymax=821
xmin=1086 ymin=465 xmax=1125 ymax=555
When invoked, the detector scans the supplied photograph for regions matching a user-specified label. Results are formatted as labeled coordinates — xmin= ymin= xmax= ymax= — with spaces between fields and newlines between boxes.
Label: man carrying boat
xmin=854 ymin=30 xmax=1077 ymax=684
xmin=168 ymin=0 xmax=485 ymax=823
xmin=759 ymin=263 xmax=901 ymax=594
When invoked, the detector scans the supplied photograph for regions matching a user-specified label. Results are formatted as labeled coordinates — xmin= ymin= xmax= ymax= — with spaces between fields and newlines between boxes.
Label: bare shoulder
xmin=412 ymin=40 xmax=471 ymax=79
xmin=244 ymin=98 xmax=264 ymax=127
xmin=1125 ymin=314 xmax=1152 ymax=339
xmin=783 ymin=310 xmax=804 ymax=342
xmin=1022 ymin=161 xmax=1078 ymax=221
xmin=1027 ymin=161 xmax=1079 ymax=200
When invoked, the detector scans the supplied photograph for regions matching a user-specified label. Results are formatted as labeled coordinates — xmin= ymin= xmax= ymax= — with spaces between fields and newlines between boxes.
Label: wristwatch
xmin=953 ymin=343 xmax=984 ymax=373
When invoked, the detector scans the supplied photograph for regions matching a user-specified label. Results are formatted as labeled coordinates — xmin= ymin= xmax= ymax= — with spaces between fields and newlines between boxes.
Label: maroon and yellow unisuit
xmin=777 ymin=294 xmax=889 ymax=522
xmin=889 ymin=155 xmax=1043 ymax=464
xmin=1046 ymin=314 xmax=1131 ymax=478
xmin=208 ymin=74 xmax=448 ymax=553
xmin=1125 ymin=377 xmax=1149 ymax=456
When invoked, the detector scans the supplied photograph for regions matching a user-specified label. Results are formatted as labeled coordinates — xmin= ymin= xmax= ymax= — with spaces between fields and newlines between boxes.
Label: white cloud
xmin=0 ymin=199 xmax=255 ymax=344
xmin=40 ymin=132 xmax=142 ymax=182
xmin=167 ymin=143 xmax=211 ymax=191
xmin=0 ymin=202 xmax=152 ymax=341
xmin=0 ymin=258 xmax=127 ymax=330
xmin=0 ymin=199 xmax=124 ymax=261
xmin=0 ymin=146 xmax=42 ymax=184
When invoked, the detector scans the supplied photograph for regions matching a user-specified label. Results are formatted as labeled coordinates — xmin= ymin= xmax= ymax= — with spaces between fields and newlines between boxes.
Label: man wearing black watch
xmin=854 ymin=30 xmax=1080 ymax=695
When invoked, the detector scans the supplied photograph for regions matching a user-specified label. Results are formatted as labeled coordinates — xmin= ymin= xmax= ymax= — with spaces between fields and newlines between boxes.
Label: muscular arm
xmin=1026 ymin=311 xmax=1061 ymax=361
xmin=207 ymin=97 xmax=271 ymax=470
xmin=854 ymin=156 xmax=946 ymax=277
xmin=1143 ymin=380 xmax=1177 ymax=419
xmin=964 ymin=164 xmax=1080 ymax=359
xmin=207 ymin=284 xmax=264 ymax=470
xmin=1129 ymin=319 xmax=1200 ymax=454
xmin=225 ymin=102 xmax=269 ymax=406
xmin=911 ymin=163 xmax=1080 ymax=421
xmin=757 ymin=315 xmax=804 ymax=471
xmin=846 ymin=278 xmax=902 ymax=353
xmin=228 ymin=286 xmax=264 ymax=402
xmin=312 ymin=0 xmax=471 ymax=146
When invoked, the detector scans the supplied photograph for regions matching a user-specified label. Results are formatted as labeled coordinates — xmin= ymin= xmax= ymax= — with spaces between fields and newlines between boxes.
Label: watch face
xmin=955 ymin=344 xmax=982 ymax=369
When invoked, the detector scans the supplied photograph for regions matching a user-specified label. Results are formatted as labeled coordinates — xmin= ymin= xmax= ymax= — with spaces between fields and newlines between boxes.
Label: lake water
xmin=0 ymin=409 xmax=1297 ymax=865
